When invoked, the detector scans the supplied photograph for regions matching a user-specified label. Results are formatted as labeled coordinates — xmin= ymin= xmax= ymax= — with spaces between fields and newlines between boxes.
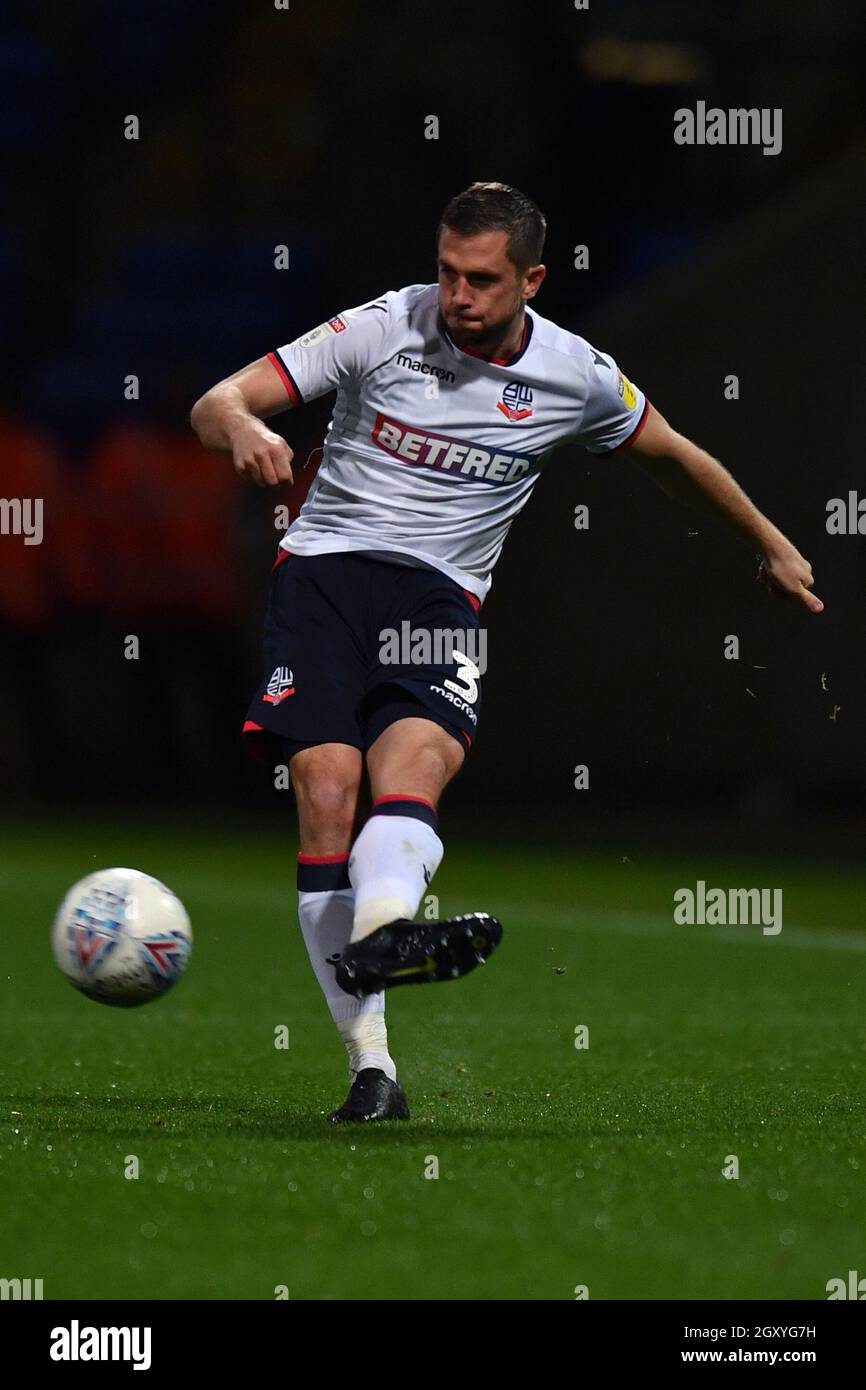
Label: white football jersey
xmin=268 ymin=283 xmax=649 ymax=603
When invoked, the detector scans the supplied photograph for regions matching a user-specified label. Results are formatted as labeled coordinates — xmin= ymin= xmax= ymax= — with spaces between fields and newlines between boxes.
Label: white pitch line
xmin=164 ymin=875 xmax=866 ymax=955
xmin=491 ymin=900 xmax=866 ymax=953
xmin=12 ymin=866 xmax=865 ymax=954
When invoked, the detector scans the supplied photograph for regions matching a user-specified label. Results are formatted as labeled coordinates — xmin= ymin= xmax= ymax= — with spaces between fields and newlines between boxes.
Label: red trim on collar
xmin=459 ymin=316 xmax=528 ymax=366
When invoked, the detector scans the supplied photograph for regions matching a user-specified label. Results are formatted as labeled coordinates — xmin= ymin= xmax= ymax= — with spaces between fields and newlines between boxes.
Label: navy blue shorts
xmin=243 ymin=549 xmax=483 ymax=763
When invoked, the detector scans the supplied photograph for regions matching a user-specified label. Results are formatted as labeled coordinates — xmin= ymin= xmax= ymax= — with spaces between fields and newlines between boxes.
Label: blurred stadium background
xmin=1 ymin=0 xmax=865 ymax=843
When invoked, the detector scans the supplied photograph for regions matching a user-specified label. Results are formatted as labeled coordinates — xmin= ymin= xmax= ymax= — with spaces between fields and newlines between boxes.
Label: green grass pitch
xmin=1 ymin=817 xmax=864 ymax=1300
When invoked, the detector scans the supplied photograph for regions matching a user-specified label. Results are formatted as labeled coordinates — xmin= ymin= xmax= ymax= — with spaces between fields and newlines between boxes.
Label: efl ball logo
xmin=299 ymin=314 xmax=349 ymax=349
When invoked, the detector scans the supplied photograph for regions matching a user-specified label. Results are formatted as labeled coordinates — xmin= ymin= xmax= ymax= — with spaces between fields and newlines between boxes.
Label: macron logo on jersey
xmin=395 ymin=353 xmax=456 ymax=384
xmin=372 ymin=413 xmax=536 ymax=485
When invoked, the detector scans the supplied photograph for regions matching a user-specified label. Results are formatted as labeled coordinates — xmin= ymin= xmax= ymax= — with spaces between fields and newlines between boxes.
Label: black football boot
xmin=328 ymin=1067 xmax=410 ymax=1123
xmin=335 ymin=912 xmax=503 ymax=999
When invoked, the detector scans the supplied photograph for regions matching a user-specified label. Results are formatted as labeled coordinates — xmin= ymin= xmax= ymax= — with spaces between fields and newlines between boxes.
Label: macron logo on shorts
xmin=372 ymin=412 xmax=536 ymax=486
xmin=263 ymin=666 xmax=296 ymax=704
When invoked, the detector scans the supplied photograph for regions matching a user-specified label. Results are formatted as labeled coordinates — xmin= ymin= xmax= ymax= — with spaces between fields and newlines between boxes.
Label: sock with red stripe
xmin=348 ymin=796 xmax=444 ymax=944
xmin=296 ymin=853 xmax=396 ymax=1082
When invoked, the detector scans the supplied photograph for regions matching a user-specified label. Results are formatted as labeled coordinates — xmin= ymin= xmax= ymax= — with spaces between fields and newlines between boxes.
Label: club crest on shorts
xmin=496 ymin=381 xmax=534 ymax=421
xmin=264 ymin=665 xmax=296 ymax=704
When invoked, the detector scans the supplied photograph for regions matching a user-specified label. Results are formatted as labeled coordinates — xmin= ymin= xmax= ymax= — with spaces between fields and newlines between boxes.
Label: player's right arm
xmin=190 ymin=356 xmax=296 ymax=489
xmin=191 ymin=292 xmax=397 ymax=487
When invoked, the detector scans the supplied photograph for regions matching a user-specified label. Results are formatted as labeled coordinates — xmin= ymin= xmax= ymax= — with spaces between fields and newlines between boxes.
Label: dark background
xmin=2 ymin=0 xmax=865 ymax=851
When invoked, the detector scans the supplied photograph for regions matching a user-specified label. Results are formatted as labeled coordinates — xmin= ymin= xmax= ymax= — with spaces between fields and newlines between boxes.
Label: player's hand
xmin=231 ymin=421 xmax=294 ymax=488
xmin=756 ymin=541 xmax=824 ymax=613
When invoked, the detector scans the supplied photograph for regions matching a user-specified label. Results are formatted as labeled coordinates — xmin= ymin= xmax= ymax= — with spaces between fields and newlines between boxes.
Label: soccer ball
xmin=52 ymin=868 xmax=192 ymax=1007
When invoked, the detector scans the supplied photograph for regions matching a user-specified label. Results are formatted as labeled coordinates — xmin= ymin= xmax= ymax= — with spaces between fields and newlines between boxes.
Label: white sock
xmin=336 ymin=1012 xmax=395 ymax=1082
xmin=296 ymin=854 xmax=397 ymax=1082
xmin=348 ymin=796 xmax=444 ymax=943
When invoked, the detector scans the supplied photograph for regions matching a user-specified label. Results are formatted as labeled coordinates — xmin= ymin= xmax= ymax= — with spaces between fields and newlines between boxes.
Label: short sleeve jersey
xmin=268 ymin=283 xmax=649 ymax=603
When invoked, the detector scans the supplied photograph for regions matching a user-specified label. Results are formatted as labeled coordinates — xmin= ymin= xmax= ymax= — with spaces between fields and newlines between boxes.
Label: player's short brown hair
xmin=437 ymin=182 xmax=547 ymax=273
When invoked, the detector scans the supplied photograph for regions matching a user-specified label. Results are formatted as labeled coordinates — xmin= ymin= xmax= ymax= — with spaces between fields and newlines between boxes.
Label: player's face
xmin=437 ymin=229 xmax=542 ymax=350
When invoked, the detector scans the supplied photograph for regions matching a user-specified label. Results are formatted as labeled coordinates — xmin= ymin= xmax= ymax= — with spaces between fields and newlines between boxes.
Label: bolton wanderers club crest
xmin=497 ymin=381 xmax=534 ymax=421
xmin=264 ymin=665 xmax=296 ymax=704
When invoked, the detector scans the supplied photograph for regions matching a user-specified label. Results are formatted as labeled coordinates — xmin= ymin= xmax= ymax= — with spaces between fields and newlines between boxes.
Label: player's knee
xmin=396 ymin=730 xmax=464 ymax=788
xmin=295 ymin=778 xmax=358 ymax=844
xmin=434 ymin=732 xmax=465 ymax=781
xmin=291 ymin=750 xmax=360 ymax=833
xmin=295 ymin=768 xmax=356 ymax=809
xmin=366 ymin=718 xmax=465 ymax=803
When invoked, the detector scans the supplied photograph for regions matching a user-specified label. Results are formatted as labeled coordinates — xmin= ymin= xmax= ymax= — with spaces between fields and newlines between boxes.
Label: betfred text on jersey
xmin=372 ymin=413 xmax=536 ymax=485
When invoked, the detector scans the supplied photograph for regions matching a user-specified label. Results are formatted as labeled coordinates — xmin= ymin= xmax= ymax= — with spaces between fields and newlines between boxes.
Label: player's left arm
xmin=621 ymin=403 xmax=824 ymax=614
